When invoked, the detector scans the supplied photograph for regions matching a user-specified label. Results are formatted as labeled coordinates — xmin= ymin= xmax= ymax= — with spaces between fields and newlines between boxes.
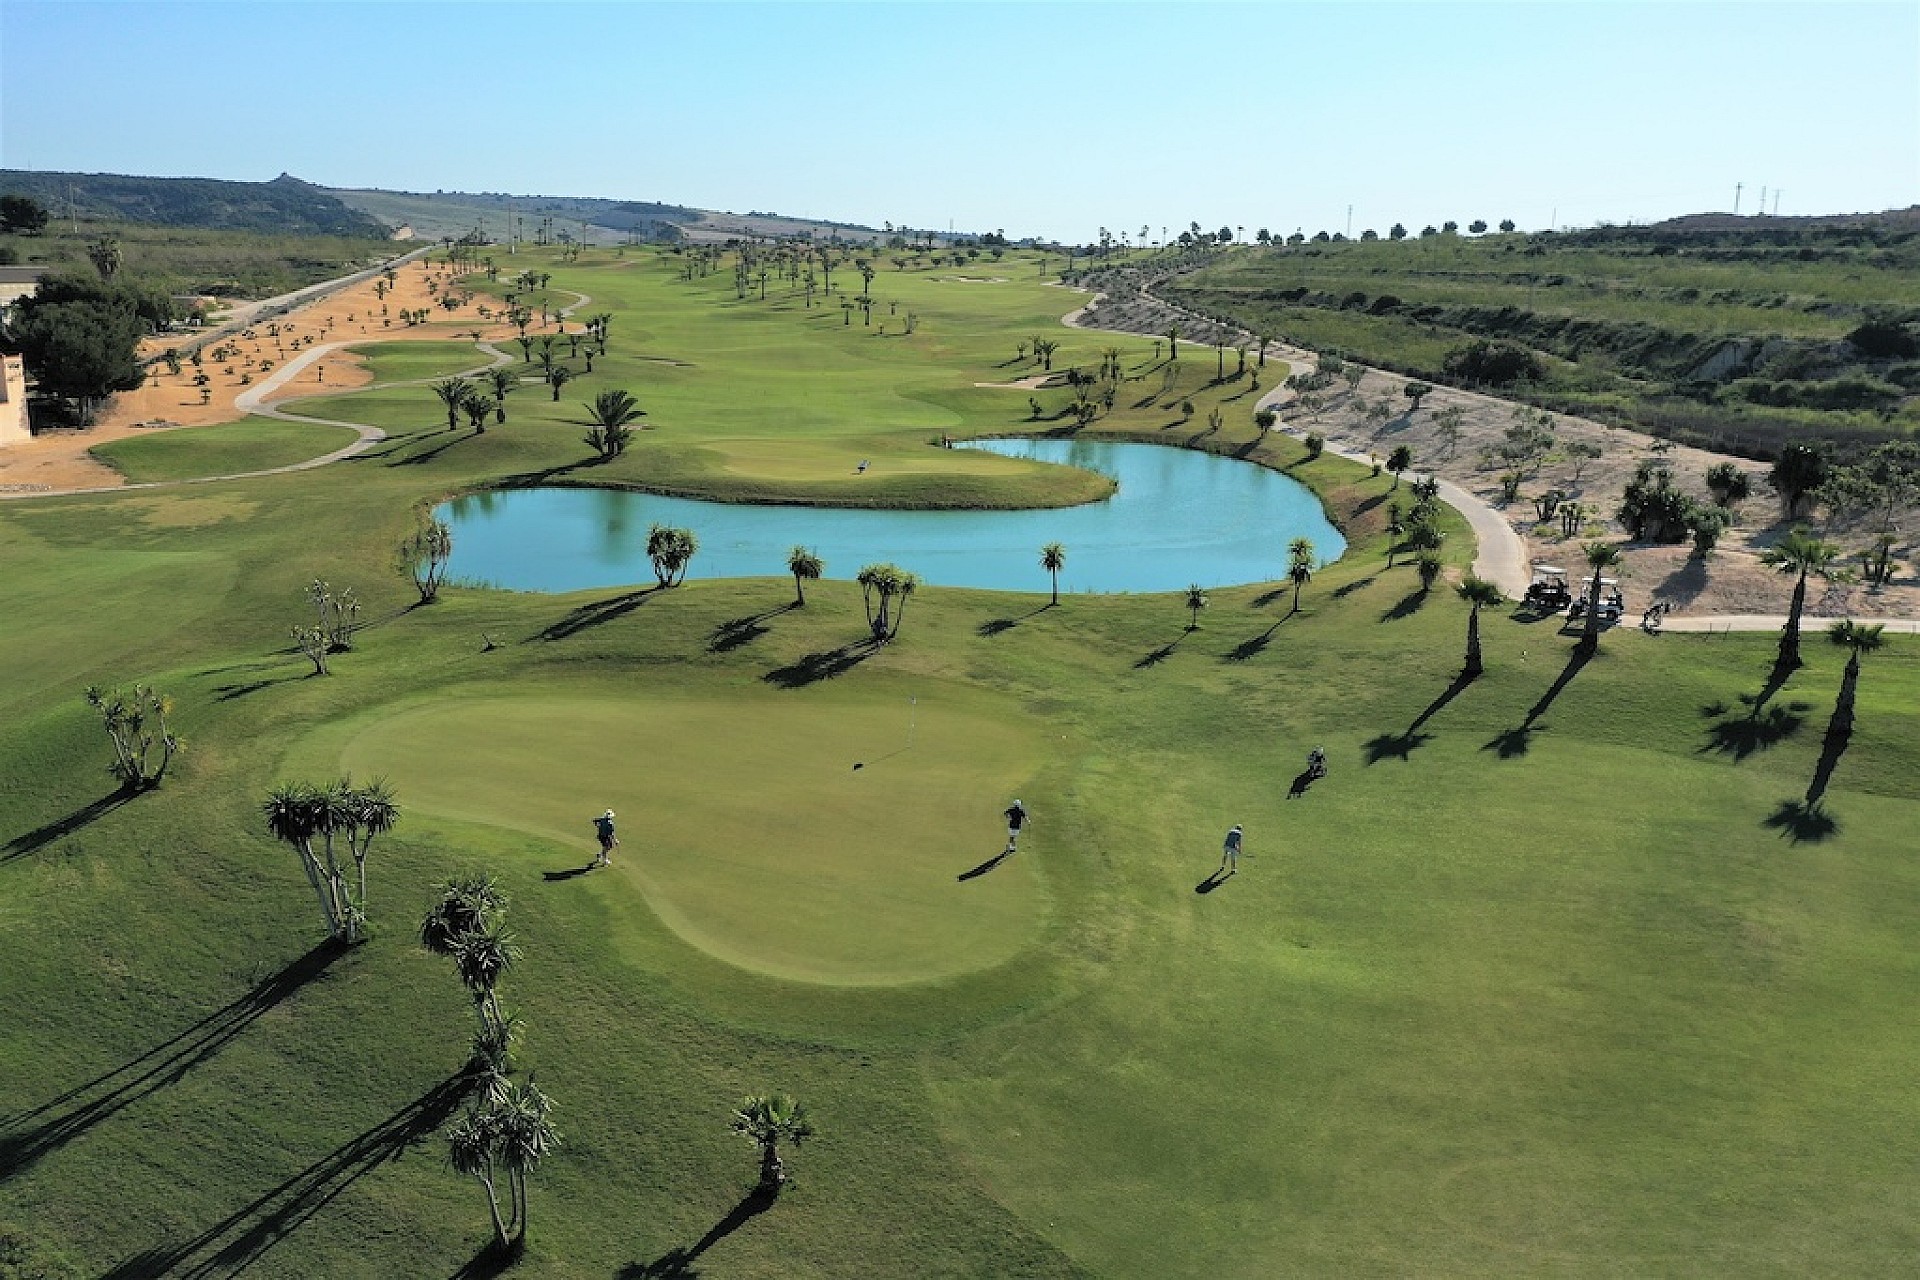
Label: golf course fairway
xmin=324 ymin=682 xmax=1050 ymax=985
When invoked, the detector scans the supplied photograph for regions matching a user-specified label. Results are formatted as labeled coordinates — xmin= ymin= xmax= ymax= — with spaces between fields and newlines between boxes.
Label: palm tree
xmin=420 ymin=875 xmax=508 ymax=956
xmin=463 ymin=395 xmax=494 ymax=433
xmin=1415 ymin=549 xmax=1444 ymax=592
xmin=453 ymin=925 xmax=520 ymax=1035
xmin=1577 ymin=541 xmax=1623 ymax=652
xmin=343 ymin=778 xmax=398 ymax=912
xmin=447 ymin=1106 xmax=511 ymax=1248
xmin=646 ymin=524 xmax=698 ymax=587
xmin=431 ymin=378 xmax=471 ymax=431
xmin=1184 ymin=583 xmax=1208 ymax=630
xmin=496 ymin=1077 xmax=559 ymax=1244
xmin=1827 ymin=620 xmax=1885 ymax=736
xmin=1761 ymin=527 xmax=1841 ymax=670
xmin=1288 ymin=538 xmax=1316 ymax=613
xmin=583 ymin=389 xmax=646 ymax=459
xmin=1456 ymin=575 xmax=1504 ymax=676
xmin=787 ymin=546 xmax=823 ymax=606
xmin=484 ymin=367 xmax=517 ymax=423
xmin=856 ymin=563 xmax=920 ymax=642
xmin=730 ymin=1093 xmax=814 ymax=1195
xmin=1040 ymin=542 xmax=1066 ymax=605
xmin=1166 ymin=324 xmax=1180 ymax=360
xmin=263 ymin=783 xmax=339 ymax=939
xmin=546 ymin=365 xmax=575 ymax=401
xmin=1386 ymin=445 xmax=1413 ymax=488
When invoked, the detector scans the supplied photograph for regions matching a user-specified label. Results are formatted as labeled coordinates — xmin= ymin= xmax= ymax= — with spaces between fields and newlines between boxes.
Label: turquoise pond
xmin=437 ymin=438 xmax=1346 ymax=595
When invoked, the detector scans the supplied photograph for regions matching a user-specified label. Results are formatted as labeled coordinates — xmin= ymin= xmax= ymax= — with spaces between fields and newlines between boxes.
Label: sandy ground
xmin=0 ymin=258 xmax=527 ymax=492
xmin=1069 ymin=281 xmax=1920 ymax=620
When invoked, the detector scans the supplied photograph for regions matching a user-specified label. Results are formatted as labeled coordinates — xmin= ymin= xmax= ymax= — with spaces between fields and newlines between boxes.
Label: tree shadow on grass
xmin=1698 ymin=696 xmax=1809 ymax=761
xmin=1330 ymin=575 xmax=1377 ymax=600
xmin=97 ymin=1074 xmax=466 ymax=1280
xmin=1367 ymin=671 xmax=1477 ymax=764
xmin=1 ymin=943 xmax=342 ymax=1185
xmin=1134 ymin=632 xmax=1190 ymax=668
xmin=1763 ymin=799 xmax=1840 ymax=844
xmin=391 ymin=428 xmax=482 ymax=467
xmin=448 ymin=1237 xmax=525 ymax=1280
xmin=977 ymin=603 xmax=1052 ymax=637
xmin=1 ymin=790 xmax=133 ymax=864
xmin=619 ymin=1188 xmax=776 ymax=1278
xmin=213 ymin=669 xmax=312 ymax=701
xmin=529 ymin=586 xmax=662 ymax=643
xmin=1483 ymin=648 xmax=1593 ymax=759
xmin=763 ymin=641 xmax=879 ymax=689
xmin=1380 ymin=587 xmax=1429 ymax=622
xmin=708 ymin=603 xmax=797 ymax=654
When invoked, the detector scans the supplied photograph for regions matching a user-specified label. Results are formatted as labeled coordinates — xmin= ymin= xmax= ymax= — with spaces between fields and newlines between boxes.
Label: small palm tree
xmin=583 ymin=389 xmax=645 ymax=459
xmin=1827 ymin=620 xmax=1886 ymax=736
xmin=453 ymin=925 xmax=520 ymax=1035
xmin=484 ymin=367 xmax=517 ymax=423
xmin=463 ymin=394 xmax=494 ymax=433
xmin=1577 ymin=541 xmax=1623 ymax=652
xmin=731 ymin=1093 xmax=814 ymax=1195
xmin=1185 ymin=584 xmax=1208 ymax=630
xmin=646 ymin=524 xmax=698 ymax=587
xmin=420 ymin=875 xmax=508 ymax=956
xmin=787 ymin=546 xmax=823 ymax=606
xmin=1761 ymin=527 xmax=1841 ymax=670
xmin=447 ymin=1107 xmax=511 ymax=1248
xmin=431 ymin=378 xmax=471 ymax=431
xmin=1414 ymin=549 xmax=1444 ymax=592
xmin=546 ymin=365 xmax=575 ymax=402
xmin=1386 ymin=445 xmax=1413 ymax=488
xmin=1456 ymin=575 xmax=1505 ymax=676
xmin=263 ymin=783 xmax=339 ymax=939
xmin=1288 ymin=538 xmax=1316 ymax=613
xmin=1040 ymin=542 xmax=1066 ymax=605
xmin=496 ymin=1077 xmax=559 ymax=1245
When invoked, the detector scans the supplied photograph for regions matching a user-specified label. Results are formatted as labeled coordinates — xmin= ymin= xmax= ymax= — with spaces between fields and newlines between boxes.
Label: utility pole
xmin=1772 ymin=189 xmax=1783 ymax=216
xmin=1759 ymin=186 xmax=1767 ymax=216
xmin=1733 ymin=182 xmax=1743 ymax=215
xmin=506 ymin=196 xmax=515 ymax=253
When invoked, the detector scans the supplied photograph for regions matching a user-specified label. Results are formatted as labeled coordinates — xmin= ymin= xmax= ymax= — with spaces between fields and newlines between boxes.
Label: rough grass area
xmin=2 ymin=246 xmax=1916 ymax=1277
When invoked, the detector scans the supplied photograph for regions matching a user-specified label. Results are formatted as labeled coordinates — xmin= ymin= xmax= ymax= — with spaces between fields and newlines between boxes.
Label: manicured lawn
xmin=2 ymin=246 xmax=1916 ymax=1277
xmin=90 ymin=419 xmax=362 ymax=483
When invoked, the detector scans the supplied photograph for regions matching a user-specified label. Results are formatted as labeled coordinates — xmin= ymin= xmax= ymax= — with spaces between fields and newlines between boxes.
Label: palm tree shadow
xmin=529 ymin=585 xmax=662 ymax=643
xmin=1368 ymin=671 xmax=1476 ymax=763
xmin=391 ymin=428 xmax=481 ymax=467
xmin=620 ymin=1188 xmax=776 ymax=1278
xmin=3 ymin=943 xmax=342 ymax=1185
xmin=448 ymin=1237 xmax=524 ymax=1279
xmin=1330 ymin=575 xmax=1377 ymax=600
xmin=708 ymin=603 xmax=798 ymax=654
xmin=1763 ymin=799 xmax=1840 ymax=844
xmin=97 ymin=1074 xmax=466 ymax=1279
xmin=763 ymin=640 xmax=879 ymax=689
xmin=1484 ymin=648 xmax=1593 ymax=759
xmin=1136 ymin=630 xmax=1192 ymax=668
xmin=1804 ymin=712 xmax=1853 ymax=809
xmin=1 ymin=790 xmax=133 ymax=863
xmin=1380 ymin=588 xmax=1429 ymax=622
xmin=977 ymin=603 xmax=1052 ymax=637
xmin=1224 ymin=620 xmax=1285 ymax=662
xmin=1698 ymin=698 xmax=1808 ymax=760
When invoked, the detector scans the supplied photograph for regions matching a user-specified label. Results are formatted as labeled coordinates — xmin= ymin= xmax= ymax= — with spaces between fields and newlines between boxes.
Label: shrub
xmin=1304 ymin=434 xmax=1325 ymax=459
xmin=1443 ymin=339 xmax=1542 ymax=387
xmin=1617 ymin=460 xmax=1694 ymax=542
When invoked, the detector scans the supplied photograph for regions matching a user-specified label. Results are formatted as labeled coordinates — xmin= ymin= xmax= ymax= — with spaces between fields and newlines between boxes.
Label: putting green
xmin=330 ymin=683 xmax=1050 ymax=985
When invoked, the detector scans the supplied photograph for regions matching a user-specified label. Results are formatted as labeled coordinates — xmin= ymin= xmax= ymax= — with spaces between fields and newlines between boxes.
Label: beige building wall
xmin=0 ymin=355 xmax=31 ymax=446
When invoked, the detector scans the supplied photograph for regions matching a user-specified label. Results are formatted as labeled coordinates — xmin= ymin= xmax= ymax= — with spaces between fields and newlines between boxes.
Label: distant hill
xmin=0 ymin=170 xmax=388 ymax=238
xmin=324 ymin=185 xmax=894 ymax=246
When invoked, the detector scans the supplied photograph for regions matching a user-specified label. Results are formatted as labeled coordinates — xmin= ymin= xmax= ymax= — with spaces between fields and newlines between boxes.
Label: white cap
xmin=604 ymin=809 xmax=615 ymax=818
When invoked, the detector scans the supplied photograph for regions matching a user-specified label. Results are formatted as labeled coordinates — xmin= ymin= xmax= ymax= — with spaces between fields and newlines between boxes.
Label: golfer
xmin=593 ymin=809 xmax=619 ymax=868
xmin=1220 ymin=824 xmax=1244 ymax=877
xmin=1003 ymin=799 xmax=1029 ymax=855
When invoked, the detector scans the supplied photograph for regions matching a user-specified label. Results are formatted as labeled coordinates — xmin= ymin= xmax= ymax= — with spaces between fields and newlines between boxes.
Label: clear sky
xmin=2 ymin=1 xmax=1914 ymax=241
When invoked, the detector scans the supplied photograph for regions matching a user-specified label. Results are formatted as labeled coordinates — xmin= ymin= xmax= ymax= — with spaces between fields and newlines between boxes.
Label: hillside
xmin=0 ymin=170 xmax=386 ymax=238
xmin=1152 ymin=209 xmax=1920 ymax=459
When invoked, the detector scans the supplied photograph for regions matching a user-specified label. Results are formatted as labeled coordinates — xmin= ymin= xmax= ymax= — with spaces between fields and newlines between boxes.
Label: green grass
xmin=89 ymin=419 xmax=361 ymax=483
xmin=2 ymin=246 xmax=1917 ymax=1277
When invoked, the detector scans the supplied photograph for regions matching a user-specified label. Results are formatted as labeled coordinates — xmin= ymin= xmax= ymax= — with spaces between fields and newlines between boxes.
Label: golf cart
xmin=1523 ymin=564 xmax=1572 ymax=611
xmin=1568 ymin=578 xmax=1625 ymax=623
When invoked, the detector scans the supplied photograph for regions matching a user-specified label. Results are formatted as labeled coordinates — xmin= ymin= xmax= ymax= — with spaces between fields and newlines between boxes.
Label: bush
xmin=1617 ymin=460 xmax=1694 ymax=542
xmin=1304 ymin=433 xmax=1325 ymax=459
xmin=1443 ymin=339 xmax=1542 ymax=387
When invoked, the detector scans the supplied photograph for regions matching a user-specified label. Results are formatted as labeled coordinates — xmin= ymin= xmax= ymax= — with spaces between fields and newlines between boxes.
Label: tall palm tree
xmin=1761 ymin=527 xmax=1841 ymax=670
xmin=344 ymin=778 xmax=399 ymax=912
xmin=453 ymin=925 xmax=520 ymax=1035
xmin=496 ymin=1077 xmax=559 ymax=1244
xmin=447 ymin=1106 xmax=510 ymax=1248
xmin=1185 ymin=584 xmax=1208 ymax=630
xmin=484 ymin=367 xmax=517 ymax=424
xmin=420 ymin=875 xmax=507 ymax=956
xmin=730 ymin=1093 xmax=814 ymax=1195
xmin=1827 ymin=620 xmax=1885 ymax=736
xmin=1577 ymin=541 xmax=1623 ymax=652
xmin=1040 ymin=542 xmax=1066 ymax=605
xmin=1288 ymin=538 xmax=1316 ymax=613
xmin=787 ymin=546 xmax=823 ymax=606
xmin=1456 ymin=575 xmax=1505 ymax=676
xmin=263 ymin=783 xmax=338 ymax=939
xmin=431 ymin=378 xmax=471 ymax=432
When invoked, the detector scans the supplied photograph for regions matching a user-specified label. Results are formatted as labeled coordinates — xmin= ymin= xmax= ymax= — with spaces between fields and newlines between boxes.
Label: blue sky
xmin=2 ymin=2 xmax=1914 ymax=240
